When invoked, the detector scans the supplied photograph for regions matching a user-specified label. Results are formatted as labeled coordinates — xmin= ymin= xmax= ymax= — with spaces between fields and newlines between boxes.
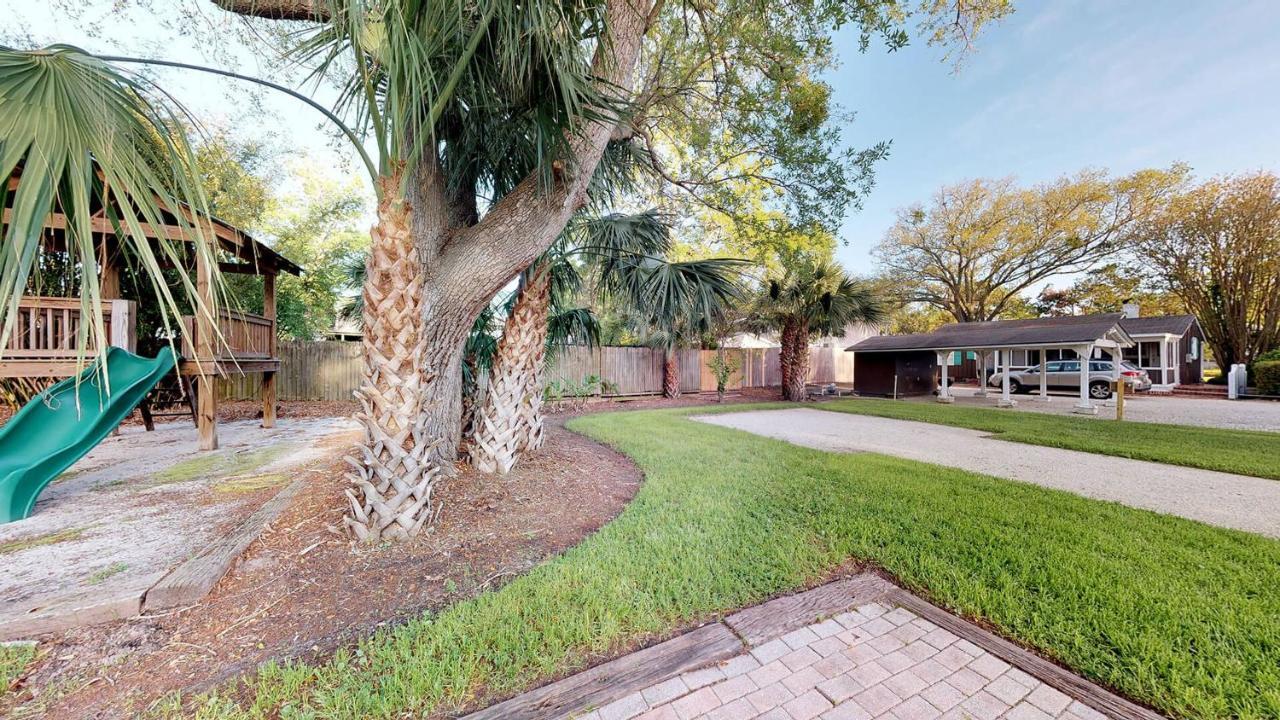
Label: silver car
xmin=987 ymin=360 xmax=1152 ymax=399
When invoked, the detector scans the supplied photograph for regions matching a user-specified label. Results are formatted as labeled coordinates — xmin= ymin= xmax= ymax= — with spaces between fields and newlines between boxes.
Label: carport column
xmin=936 ymin=352 xmax=954 ymax=403
xmin=997 ymin=350 xmax=1016 ymax=407
xmin=1073 ymin=344 xmax=1098 ymax=415
xmin=1038 ymin=352 xmax=1049 ymax=401
xmin=974 ymin=351 xmax=988 ymax=397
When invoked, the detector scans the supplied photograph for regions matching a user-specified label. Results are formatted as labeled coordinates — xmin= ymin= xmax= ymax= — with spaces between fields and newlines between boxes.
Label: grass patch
xmin=0 ymin=526 xmax=88 ymax=556
xmin=1 ymin=642 xmax=36 ymax=695
xmin=213 ymin=474 xmax=289 ymax=494
xmin=170 ymin=407 xmax=1278 ymax=720
xmin=150 ymin=445 xmax=296 ymax=487
xmin=86 ymin=562 xmax=128 ymax=585
xmin=819 ymin=397 xmax=1280 ymax=480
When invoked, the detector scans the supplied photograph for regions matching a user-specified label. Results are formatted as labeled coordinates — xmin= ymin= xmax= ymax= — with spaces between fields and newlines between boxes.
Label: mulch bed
xmin=6 ymin=390 xmax=786 ymax=718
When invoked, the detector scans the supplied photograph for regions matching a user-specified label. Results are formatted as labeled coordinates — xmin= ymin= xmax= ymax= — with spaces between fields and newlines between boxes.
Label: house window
xmin=1190 ymin=337 xmax=1199 ymax=359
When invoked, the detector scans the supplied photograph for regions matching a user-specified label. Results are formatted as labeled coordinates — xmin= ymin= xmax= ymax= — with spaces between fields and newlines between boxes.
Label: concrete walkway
xmin=695 ymin=408 xmax=1280 ymax=538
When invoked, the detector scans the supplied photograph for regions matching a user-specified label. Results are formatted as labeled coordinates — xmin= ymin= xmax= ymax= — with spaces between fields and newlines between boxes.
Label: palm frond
xmin=751 ymin=256 xmax=886 ymax=338
xmin=547 ymin=306 xmax=599 ymax=358
xmin=0 ymin=45 xmax=222 ymax=371
xmin=290 ymin=0 xmax=621 ymax=193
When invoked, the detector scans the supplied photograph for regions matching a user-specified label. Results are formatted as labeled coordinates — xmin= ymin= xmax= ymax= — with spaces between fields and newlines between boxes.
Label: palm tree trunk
xmin=663 ymin=348 xmax=681 ymax=398
xmin=345 ymin=177 xmax=441 ymax=542
xmin=781 ymin=322 xmax=810 ymax=402
xmin=470 ymin=262 xmax=552 ymax=474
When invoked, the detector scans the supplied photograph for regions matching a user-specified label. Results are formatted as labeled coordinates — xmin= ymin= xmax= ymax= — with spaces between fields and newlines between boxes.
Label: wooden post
xmin=261 ymin=271 xmax=277 ymax=428
xmin=195 ymin=241 xmax=219 ymax=450
xmin=98 ymin=237 xmax=121 ymax=300
xmin=109 ymin=299 xmax=136 ymax=353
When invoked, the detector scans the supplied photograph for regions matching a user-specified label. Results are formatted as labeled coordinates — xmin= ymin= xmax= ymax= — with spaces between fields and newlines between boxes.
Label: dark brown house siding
xmin=853 ymin=351 xmax=938 ymax=397
xmin=1180 ymin=322 xmax=1206 ymax=384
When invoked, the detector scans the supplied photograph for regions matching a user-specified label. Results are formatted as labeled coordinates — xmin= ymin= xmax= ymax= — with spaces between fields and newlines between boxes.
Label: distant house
xmin=1116 ymin=310 xmax=1204 ymax=386
xmin=845 ymin=308 xmax=1203 ymax=401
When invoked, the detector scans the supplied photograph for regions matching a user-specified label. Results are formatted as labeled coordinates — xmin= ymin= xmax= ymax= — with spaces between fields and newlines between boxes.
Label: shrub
xmin=1254 ymin=360 xmax=1280 ymax=395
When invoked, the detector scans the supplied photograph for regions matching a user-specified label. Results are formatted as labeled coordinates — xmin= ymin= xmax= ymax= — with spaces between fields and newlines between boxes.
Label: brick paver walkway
xmin=576 ymin=602 xmax=1112 ymax=720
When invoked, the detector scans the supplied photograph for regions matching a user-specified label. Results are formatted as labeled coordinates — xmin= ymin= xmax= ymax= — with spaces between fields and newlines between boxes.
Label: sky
xmin=8 ymin=1 xmax=1280 ymax=280
xmin=827 ymin=0 xmax=1280 ymax=274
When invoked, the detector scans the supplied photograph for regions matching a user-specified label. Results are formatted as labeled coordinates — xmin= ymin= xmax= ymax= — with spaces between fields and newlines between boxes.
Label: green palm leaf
xmin=0 ymin=45 xmax=222 ymax=372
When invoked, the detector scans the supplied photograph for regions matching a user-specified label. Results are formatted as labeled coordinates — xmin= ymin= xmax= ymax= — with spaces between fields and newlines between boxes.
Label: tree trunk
xmin=781 ymin=322 xmax=810 ymax=402
xmin=663 ymin=349 xmax=681 ymax=398
xmin=345 ymin=178 xmax=441 ymax=543
xmin=470 ymin=262 xmax=552 ymax=474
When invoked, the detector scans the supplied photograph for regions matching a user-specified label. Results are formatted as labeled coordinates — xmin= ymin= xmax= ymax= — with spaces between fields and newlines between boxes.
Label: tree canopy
xmin=1139 ymin=171 xmax=1280 ymax=367
xmin=875 ymin=168 xmax=1187 ymax=323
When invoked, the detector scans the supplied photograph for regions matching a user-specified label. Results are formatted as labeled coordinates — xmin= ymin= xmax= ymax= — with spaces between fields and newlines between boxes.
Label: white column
xmin=974 ymin=351 xmax=988 ymax=396
xmin=936 ymin=352 xmax=954 ymax=403
xmin=1158 ymin=339 xmax=1170 ymax=386
xmin=1038 ymin=350 xmax=1049 ymax=401
xmin=1074 ymin=344 xmax=1098 ymax=414
xmin=1105 ymin=345 xmax=1121 ymax=407
xmin=998 ymin=349 xmax=1016 ymax=407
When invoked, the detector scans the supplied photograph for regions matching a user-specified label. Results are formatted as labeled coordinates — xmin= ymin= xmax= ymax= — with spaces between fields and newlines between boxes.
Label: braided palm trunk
xmin=662 ymin=348 xmax=681 ymax=398
xmin=470 ymin=262 xmax=551 ymax=474
xmin=780 ymin=322 xmax=809 ymax=402
xmin=344 ymin=179 xmax=441 ymax=542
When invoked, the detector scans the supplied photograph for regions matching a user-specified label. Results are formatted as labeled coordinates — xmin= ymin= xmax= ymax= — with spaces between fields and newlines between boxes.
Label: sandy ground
xmin=0 ymin=416 xmax=358 ymax=629
xmin=696 ymin=408 xmax=1280 ymax=538
xmin=935 ymin=385 xmax=1280 ymax=432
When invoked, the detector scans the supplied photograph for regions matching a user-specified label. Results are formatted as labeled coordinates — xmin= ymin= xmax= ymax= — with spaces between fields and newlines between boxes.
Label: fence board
xmin=219 ymin=340 xmax=848 ymax=402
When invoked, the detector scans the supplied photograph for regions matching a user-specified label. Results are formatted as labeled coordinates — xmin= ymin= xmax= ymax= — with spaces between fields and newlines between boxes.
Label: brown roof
xmin=847 ymin=313 xmax=1133 ymax=352
xmin=1118 ymin=315 xmax=1197 ymax=337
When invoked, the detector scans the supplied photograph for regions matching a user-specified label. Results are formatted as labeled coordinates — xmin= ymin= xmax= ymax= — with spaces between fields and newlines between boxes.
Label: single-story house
xmin=846 ymin=313 xmax=1139 ymax=413
xmin=951 ymin=313 xmax=1204 ymax=387
xmin=1115 ymin=313 xmax=1204 ymax=386
xmin=846 ymin=310 xmax=1205 ymax=412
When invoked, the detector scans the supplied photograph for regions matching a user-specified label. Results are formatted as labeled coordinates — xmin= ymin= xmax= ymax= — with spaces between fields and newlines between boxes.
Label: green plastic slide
xmin=0 ymin=347 xmax=176 ymax=524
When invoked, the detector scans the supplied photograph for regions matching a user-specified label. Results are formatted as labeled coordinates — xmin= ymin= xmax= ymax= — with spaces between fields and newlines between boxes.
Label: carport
xmin=847 ymin=314 xmax=1136 ymax=414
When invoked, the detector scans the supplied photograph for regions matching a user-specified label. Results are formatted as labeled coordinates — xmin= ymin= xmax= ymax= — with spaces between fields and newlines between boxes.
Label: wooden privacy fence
xmin=219 ymin=342 xmax=855 ymax=401
xmin=219 ymin=341 xmax=361 ymax=401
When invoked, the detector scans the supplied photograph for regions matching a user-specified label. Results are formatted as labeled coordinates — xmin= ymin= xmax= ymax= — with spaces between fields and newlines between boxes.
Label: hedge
xmin=1254 ymin=360 xmax=1280 ymax=395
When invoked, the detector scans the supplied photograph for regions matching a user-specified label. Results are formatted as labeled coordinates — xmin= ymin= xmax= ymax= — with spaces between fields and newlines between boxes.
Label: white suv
xmin=987 ymin=360 xmax=1152 ymax=399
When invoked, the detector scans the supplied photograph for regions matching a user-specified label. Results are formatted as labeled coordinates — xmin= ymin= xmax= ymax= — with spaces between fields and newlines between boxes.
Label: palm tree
xmin=1 ymin=0 xmax=654 ymax=541
xmin=471 ymin=210 xmax=663 ymax=474
xmin=609 ymin=256 xmax=749 ymax=399
xmin=751 ymin=257 xmax=884 ymax=402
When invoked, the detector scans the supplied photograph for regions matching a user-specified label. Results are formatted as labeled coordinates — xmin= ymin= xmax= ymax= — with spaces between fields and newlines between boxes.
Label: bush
xmin=1254 ymin=360 xmax=1280 ymax=395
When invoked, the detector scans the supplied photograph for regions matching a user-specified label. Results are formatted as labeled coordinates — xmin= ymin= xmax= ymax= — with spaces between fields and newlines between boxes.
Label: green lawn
xmin=178 ymin=406 xmax=1280 ymax=720
xmin=820 ymin=397 xmax=1280 ymax=480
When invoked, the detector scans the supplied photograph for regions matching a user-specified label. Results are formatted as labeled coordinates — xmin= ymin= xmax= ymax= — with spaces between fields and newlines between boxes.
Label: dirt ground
xmin=0 ymin=416 xmax=358 ymax=635
xmin=3 ymin=390 xmax=783 ymax=719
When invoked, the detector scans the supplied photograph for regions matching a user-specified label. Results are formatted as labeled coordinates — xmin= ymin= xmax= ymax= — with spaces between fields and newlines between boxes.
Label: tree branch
xmin=212 ymin=0 xmax=329 ymax=21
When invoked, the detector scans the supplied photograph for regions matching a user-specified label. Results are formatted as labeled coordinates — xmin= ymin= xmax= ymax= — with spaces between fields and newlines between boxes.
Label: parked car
xmin=987 ymin=360 xmax=1152 ymax=399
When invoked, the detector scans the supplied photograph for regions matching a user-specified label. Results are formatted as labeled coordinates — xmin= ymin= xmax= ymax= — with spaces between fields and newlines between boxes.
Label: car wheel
xmin=1008 ymin=379 xmax=1023 ymax=394
xmin=1089 ymin=380 xmax=1111 ymax=400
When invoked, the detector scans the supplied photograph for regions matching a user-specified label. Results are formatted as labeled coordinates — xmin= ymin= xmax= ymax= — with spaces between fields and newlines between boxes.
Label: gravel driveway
xmin=934 ymin=386 xmax=1280 ymax=432
xmin=695 ymin=408 xmax=1280 ymax=538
